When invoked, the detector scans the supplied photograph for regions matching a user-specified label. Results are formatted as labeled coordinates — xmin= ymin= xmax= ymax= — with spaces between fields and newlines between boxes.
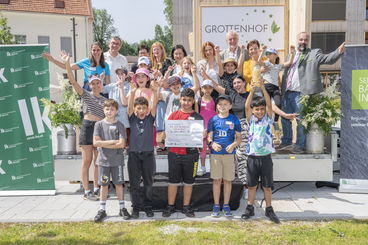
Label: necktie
xmin=286 ymin=52 xmax=301 ymax=89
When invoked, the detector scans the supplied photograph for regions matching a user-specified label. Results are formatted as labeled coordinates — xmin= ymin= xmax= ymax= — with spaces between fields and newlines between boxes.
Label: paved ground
xmin=1 ymin=173 xmax=368 ymax=223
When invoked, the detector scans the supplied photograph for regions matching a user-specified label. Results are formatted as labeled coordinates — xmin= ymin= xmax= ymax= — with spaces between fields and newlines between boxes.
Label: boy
xmin=93 ymin=99 xmax=130 ymax=222
xmin=207 ymin=94 xmax=242 ymax=217
xmin=241 ymin=81 xmax=280 ymax=223
xmin=162 ymin=88 xmax=204 ymax=218
xmin=127 ymin=80 xmax=158 ymax=219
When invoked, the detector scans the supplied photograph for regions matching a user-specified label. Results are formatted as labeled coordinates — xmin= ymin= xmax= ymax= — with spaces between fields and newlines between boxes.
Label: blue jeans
xmin=281 ymin=91 xmax=305 ymax=148
xmin=155 ymin=101 xmax=166 ymax=132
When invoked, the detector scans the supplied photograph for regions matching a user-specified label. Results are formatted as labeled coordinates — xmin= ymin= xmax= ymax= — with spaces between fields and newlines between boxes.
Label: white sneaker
xmin=197 ymin=166 xmax=206 ymax=176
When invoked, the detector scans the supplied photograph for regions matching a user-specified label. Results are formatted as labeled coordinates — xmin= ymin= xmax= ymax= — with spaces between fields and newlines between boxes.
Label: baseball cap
xmin=216 ymin=94 xmax=232 ymax=104
xmin=88 ymin=74 xmax=101 ymax=84
xmin=115 ymin=66 xmax=128 ymax=75
xmin=201 ymin=79 xmax=213 ymax=87
xmin=168 ymin=76 xmax=181 ymax=86
xmin=265 ymin=48 xmax=278 ymax=55
xmin=138 ymin=56 xmax=150 ymax=66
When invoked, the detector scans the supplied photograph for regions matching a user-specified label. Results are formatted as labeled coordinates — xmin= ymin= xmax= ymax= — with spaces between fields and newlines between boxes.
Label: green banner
xmin=0 ymin=45 xmax=55 ymax=191
xmin=352 ymin=70 xmax=368 ymax=110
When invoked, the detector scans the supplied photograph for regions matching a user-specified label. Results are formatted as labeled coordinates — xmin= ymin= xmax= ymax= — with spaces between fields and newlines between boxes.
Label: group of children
xmin=59 ymin=41 xmax=290 ymax=223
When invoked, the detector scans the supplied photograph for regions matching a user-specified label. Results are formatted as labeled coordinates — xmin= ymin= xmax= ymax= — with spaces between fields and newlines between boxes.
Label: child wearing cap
xmin=196 ymin=79 xmax=217 ymax=176
xmin=241 ymin=80 xmax=280 ymax=223
xmin=207 ymin=94 xmax=242 ymax=217
xmin=60 ymin=50 xmax=106 ymax=201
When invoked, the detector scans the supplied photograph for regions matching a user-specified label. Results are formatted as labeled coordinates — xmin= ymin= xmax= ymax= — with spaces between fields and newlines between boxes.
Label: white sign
xmin=165 ymin=120 xmax=204 ymax=148
xmin=201 ymin=6 xmax=285 ymax=50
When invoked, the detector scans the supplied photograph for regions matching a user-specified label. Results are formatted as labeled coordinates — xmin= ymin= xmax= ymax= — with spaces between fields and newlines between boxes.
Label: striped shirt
xmin=81 ymin=90 xmax=106 ymax=119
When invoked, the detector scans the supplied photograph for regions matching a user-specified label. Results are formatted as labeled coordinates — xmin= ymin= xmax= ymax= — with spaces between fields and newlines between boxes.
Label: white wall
xmin=3 ymin=11 xmax=93 ymax=102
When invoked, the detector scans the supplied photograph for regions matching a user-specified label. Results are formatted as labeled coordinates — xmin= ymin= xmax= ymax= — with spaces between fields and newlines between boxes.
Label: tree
xmin=92 ymin=8 xmax=117 ymax=51
xmin=0 ymin=12 xmax=15 ymax=44
xmin=163 ymin=0 xmax=173 ymax=28
xmin=120 ymin=40 xmax=137 ymax=56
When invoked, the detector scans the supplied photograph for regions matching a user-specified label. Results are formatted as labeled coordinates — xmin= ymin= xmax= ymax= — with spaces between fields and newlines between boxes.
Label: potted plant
xmin=41 ymin=73 xmax=82 ymax=154
xmin=299 ymin=82 xmax=341 ymax=153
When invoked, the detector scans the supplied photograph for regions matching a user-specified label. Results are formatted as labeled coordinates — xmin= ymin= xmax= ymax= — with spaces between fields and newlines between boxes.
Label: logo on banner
xmin=6 ymin=49 xmax=25 ymax=57
xmin=0 ymin=95 xmax=12 ymax=101
xmin=14 ymin=82 xmax=33 ymax=89
xmin=4 ymin=142 xmax=23 ymax=150
xmin=8 ymin=158 xmax=27 ymax=165
xmin=30 ymin=54 xmax=43 ymax=59
xmin=10 ymin=66 xmax=29 ymax=73
xmin=0 ymin=160 xmax=5 ymax=175
xmin=33 ymin=161 xmax=51 ymax=168
xmin=36 ymin=177 xmax=54 ymax=183
xmin=11 ymin=173 xmax=31 ymax=181
xmin=34 ymin=69 xmax=48 ymax=76
xmin=352 ymin=70 xmax=368 ymax=109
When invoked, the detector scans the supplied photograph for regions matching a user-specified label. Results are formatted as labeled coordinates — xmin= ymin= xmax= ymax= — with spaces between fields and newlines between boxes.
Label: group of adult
xmin=43 ymin=30 xmax=345 ymax=194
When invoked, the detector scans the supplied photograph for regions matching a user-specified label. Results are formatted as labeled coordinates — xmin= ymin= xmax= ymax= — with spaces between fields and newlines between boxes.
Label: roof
xmin=0 ymin=0 xmax=93 ymax=17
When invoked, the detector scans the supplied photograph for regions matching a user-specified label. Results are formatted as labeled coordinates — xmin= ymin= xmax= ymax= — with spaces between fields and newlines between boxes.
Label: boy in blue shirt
xmin=207 ymin=94 xmax=242 ymax=217
xmin=241 ymin=81 xmax=279 ymax=223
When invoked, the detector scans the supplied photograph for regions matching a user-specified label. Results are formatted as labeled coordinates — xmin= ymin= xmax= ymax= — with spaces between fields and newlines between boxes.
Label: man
xmin=131 ymin=44 xmax=150 ymax=73
xmin=220 ymin=30 xmax=250 ymax=62
xmin=279 ymin=32 xmax=345 ymax=154
xmin=104 ymin=36 xmax=129 ymax=84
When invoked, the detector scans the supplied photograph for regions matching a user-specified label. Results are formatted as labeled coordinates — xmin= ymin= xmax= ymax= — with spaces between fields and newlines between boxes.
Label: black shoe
xmin=241 ymin=205 xmax=255 ymax=220
xmin=265 ymin=206 xmax=280 ymax=224
xmin=182 ymin=205 xmax=195 ymax=218
xmin=83 ymin=191 xmax=98 ymax=201
xmin=93 ymin=188 xmax=100 ymax=198
xmin=94 ymin=209 xmax=106 ymax=223
xmin=162 ymin=205 xmax=175 ymax=217
xmin=119 ymin=208 xmax=131 ymax=220
xmin=131 ymin=209 xmax=139 ymax=219
xmin=145 ymin=208 xmax=154 ymax=217
xmin=277 ymin=143 xmax=293 ymax=151
xmin=291 ymin=146 xmax=304 ymax=154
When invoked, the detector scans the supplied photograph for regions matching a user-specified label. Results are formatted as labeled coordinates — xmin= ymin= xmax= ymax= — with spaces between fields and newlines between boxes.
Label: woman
xmin=60 ymin=50 xmax=106 ymax=201
xmin=171 ymin=44 xmax=187 ymax=75
xmin=150 ymin=42 xmax=172 ymax=77
xmin=242 ymin=39 xmax=267 ymax=92
xmin=43 ymin=42 xmax=110 ymax=91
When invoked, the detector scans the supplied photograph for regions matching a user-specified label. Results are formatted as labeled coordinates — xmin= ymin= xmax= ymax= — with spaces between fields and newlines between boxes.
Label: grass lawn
xmin=0 ymin=220 xmax=367 ymax=244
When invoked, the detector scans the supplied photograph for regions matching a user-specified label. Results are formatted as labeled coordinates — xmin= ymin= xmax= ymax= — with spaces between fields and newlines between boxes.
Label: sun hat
xmin=223 ymin=58 xmax=238 ymax=69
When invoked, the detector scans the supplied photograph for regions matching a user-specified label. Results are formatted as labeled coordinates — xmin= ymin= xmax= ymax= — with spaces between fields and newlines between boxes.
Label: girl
xmin=150 ymin=42 xmax=172 ymax=77
xmin=196 ymin=80 xmax=217 ymax=176
xmin=171 ymin=44 xmax=187 ymax=75
xmin=179 ymin=56 xmax=198 ymax=90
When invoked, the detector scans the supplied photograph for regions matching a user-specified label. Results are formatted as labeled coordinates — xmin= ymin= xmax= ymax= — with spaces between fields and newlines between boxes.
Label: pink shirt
xmin=200 ymin=98 xmax=216 ymax=128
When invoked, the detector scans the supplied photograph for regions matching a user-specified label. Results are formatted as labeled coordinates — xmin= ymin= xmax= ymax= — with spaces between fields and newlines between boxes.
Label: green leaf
xmin=271 ymin=21 xmax=280 ymax=34
xmin=269 ymin=14 xmax=273 ymax=18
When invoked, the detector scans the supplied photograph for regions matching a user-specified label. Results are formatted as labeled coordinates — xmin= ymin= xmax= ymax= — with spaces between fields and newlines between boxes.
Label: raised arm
xmin=260 ymin=80 xmax=273 ymax=119
xmin=190 ymin=65 xmax=200 ymax=94
xmin=237 ymin=45 xmax=246 ymax=75
xmin=256 ymin=45 xmax=267 ymax=66
xmin=43 ymin=51 xmax=79 ymax=70
xmin=245 ymin=83 xmax=254 ymax=123
xmin=150 ymin=79 xmax=159 ymax=117
xmin=127 ymin=83 xmax=137 ymax=117
xmin=118 ymin=80 xmax=128 ymax=106
xmin=282 ymin=45 xmax=296 ymax=68
xmin=60 ymin=51 xmax=83 ymax=96
xmin=215 ymin=45 xmax=224 ymax=77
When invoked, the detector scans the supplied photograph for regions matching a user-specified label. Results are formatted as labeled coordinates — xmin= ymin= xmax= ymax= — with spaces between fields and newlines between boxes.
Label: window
xmin=60 ymin=37 xmax=72 ymax=57
xmin=311 ymin=32 xmax=345 ymax=53
xmin=38 ymin=36 xmax=50 ymax=51
xmin=312 ymin=0 xmax=346 ymax=20
xmin=0 ymin=0 xmax=10 ymax=4
xmin=55 ymin=0 xmax=65 ymax=8
xmin=14 ymin=35 xmax=26 ymax=44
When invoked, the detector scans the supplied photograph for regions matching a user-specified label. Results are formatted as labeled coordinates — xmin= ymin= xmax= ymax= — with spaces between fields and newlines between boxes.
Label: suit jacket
xmin=220 ymin=46 xmax=250 ymax=63
xmin=281 ymin=48 xmax=341 ymax=95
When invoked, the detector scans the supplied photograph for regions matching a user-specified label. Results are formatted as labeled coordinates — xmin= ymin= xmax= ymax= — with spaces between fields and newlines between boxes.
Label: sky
xmin=91 ymin=0 xmax=168 ymax=44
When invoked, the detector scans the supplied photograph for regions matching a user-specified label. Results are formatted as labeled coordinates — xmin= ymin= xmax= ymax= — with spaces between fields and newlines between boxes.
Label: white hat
xmin=138 ymin=56 xmax=150 ymax=66
xmin=201 ymin=79 xmax=213 ymax=87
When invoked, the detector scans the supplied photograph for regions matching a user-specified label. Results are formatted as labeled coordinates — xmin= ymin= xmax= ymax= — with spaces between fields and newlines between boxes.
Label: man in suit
xmin=220 ymin=30 xmax=250 ymax=62
xmin=279 ymin=32 xmax=345 ymax=154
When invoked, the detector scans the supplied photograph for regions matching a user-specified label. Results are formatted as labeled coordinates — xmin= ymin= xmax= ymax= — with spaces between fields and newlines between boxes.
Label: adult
xmin=279 ymin=32 xmax=345 ymax=154
xmin=104 ymin=36 xmax=129 ymax=84
xmin=43 ymin=42 xmax=110 ymax=91
xmin=242 ymin=40 xmax=267 ymax=92
xmin=150 ymin=42 xmax=172 ymax=76
xmin=220 ymin=30 xmax=250 ymax=63
xmin=60 ymin=50 xmax=106 ymax=201
xmin=171 ymin=44 xmax=187 ymax=75
xmin=131 ymin=44 xmax=150 ymax=74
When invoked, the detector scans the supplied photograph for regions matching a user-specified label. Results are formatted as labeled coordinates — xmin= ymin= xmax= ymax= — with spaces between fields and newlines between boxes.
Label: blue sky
xmin=91 ymin=0 xmax=168 ymax=44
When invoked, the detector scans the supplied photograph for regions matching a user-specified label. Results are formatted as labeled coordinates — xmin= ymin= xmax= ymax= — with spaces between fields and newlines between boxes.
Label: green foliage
xmin=0 ymin=12 xmax=15 ymax=44
xmin=40 ymin=74 xmax=82 ymax=138
xmin=120 ymin=40 xmax=137 ymax=56
xmin=92 ymin=8 xmax=117 ymax=51
xmin=300 ymin=82 xmax=341 ymax=135
xmin=163 ymin=0 xmax=173 ymax=28
xmin=271 ymin=20 xmax=280 ymax=34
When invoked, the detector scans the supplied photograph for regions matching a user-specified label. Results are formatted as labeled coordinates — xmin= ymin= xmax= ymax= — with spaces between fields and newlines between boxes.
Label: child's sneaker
xmin=94 ymin=209 xmax=106 ymax=223
xmin=241 ymin=205 xmax=255 ymax=220
xmin=222 ymin=204 xmax=232 ymax=217
xmin=182 ymin=205 xmax=195 ymax=218
xmin=197 ymin=166 xmax=206 ymax=176
xmin=265 ymin=206 xmax=280 ymax=224
xmin=83 ymin=191 xmax=98 ymax=201
xmin=119 ymin=208 xmax=131 ymax=220
xmin=211 ymin=204 xmax=220 ymax=217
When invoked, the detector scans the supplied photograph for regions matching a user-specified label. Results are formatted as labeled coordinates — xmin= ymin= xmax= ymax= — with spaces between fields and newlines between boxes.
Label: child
xmin=207 ymin=94 xmax=242 ymax=217
xmin=196 ymin=79 xmax=217 ymax=176
xmin=179 ymin=57 xmax=198 ymax=90
xmin=241 ymin=80 xmax=280 ymax=223
xmin=162 ymin=88 xmax=204 ymax=218
xmin=126 ymin=80 xmax=158 ymax=219
xmin=93 ymin=99 xmax=130 ymax=222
